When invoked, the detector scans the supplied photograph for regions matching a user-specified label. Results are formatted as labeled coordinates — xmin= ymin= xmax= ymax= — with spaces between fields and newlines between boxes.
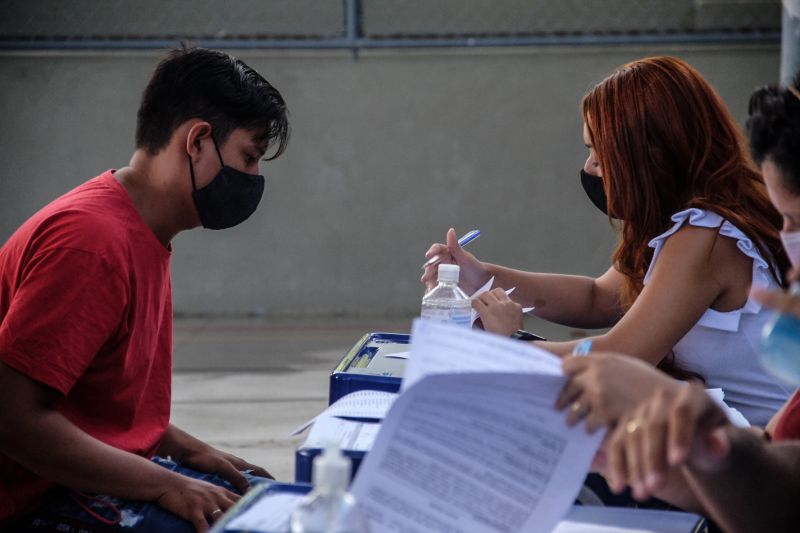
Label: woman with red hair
xmin=422 ymin=56 xmax=791 ymax=427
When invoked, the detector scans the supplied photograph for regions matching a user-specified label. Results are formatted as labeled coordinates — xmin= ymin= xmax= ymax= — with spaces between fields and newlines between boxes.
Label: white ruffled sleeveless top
xmin=644 ymin=208 xmax=793 ymax=427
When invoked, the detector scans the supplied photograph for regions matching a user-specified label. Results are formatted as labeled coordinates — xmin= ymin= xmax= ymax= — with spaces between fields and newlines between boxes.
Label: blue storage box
xmin=295 ymin=447 xmax=367 ymax=484
xmin=208 ymin=482 xmax=312 ymax=533
xmin=328 ymin=332 xmax=409 ymax=404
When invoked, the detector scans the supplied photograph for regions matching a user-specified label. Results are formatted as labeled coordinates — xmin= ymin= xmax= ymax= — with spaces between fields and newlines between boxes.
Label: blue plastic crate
xmin=208 ymin=482 xmax=312 ymax=533
xmin=328 ymin=332 xmax=409 ymax=404
xmin=295 ymin=447 xmax=367 ymax=484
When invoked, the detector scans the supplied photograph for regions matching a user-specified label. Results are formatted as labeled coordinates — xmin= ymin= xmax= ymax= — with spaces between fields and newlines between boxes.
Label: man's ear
xmin=185 ymin=121 xmax=213 ymax=161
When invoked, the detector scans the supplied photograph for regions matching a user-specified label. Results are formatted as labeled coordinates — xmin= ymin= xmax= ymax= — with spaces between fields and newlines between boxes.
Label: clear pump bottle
xmin=290 ymin=445 xmax=370 ymax=533
xmin=759 ymin=282 xmax=800 ymax=385
xmin=420 ymin=264 xmax=472 ymax=327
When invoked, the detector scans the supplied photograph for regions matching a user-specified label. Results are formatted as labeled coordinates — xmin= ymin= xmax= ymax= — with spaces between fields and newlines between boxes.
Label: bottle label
xmin=420 ymin=307 xmax=472 ymax=327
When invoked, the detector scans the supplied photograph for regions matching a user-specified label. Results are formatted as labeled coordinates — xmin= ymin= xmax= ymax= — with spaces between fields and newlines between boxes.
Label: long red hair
xmin=582 ymin=56 xmax=788 ymax=307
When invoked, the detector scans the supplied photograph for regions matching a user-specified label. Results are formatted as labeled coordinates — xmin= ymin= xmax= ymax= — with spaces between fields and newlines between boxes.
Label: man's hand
xmin=156 ymin=474 xmax=240 ymax=533
xmin=182 ymin=447 xmax=273 ymax=494
xmin=157 ymin=424 xmax=273 ymax=495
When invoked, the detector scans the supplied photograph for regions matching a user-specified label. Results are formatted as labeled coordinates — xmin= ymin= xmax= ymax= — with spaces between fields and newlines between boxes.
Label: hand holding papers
xmin=351 ymin=321 xmax=605 ymax=533
xmin=225 ymin=322 xmax=702 ymax=533
xmin=469 ymin=276 xmax=535 ymax=325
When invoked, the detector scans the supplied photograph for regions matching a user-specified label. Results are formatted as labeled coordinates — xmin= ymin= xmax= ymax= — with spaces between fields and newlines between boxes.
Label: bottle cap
xmin=437 ymin=264 xmax=460 ymax=283
xmin=312 ymin=442 xmax=351 ymax=493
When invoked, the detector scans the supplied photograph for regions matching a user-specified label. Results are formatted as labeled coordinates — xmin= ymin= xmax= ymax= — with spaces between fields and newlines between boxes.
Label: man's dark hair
xmin=746 ymin=72 xmax=800 ymax=194
xmin=135 ymin=47 xmax=289 ymax=159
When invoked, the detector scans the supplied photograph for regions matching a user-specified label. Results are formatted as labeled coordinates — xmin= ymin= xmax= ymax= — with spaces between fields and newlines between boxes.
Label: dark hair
xmin=135 ymin=47 xmax=290 ymax=159
xmin=746 ymin=72 xmax=800 ymax=195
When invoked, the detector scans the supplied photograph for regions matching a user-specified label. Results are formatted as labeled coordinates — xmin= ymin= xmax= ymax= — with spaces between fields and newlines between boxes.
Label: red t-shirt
xmin=773 ymin=390 xmax=800 ymax=441
xmin=0 ymin=171 xmax=172 ymax=520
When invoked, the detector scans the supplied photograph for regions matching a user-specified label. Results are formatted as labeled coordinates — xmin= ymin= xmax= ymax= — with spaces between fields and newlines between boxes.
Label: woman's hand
xmin=752 ymin=286 xmax=800 ymax=318
xmin=472 ymin=288 xmax=523 ymax=336
xmin=604 ymin=383 xmax=730 ymax=500
xmin=421 ymin=228 xmax=491 ymax=294
xmin=556 ymin=353 xmax=681 ymax=433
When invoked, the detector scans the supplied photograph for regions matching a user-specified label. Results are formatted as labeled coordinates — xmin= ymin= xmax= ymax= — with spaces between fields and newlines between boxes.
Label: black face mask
xmin=580 ymin=169 xmax=610 ymax=217
xmin=189 ymin=139 xmax=265 ymax=230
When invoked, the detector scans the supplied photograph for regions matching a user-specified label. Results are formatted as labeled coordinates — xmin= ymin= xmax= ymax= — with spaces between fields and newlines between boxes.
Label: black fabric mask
xmin=189 ymin=139 xmax=265 ymax=230
xmin=580 ymin=169 xmax=610 ymax=217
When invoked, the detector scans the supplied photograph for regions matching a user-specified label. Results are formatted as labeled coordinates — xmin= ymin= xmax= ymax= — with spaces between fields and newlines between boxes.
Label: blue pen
xmin=572 ymin=339 xmax=592 ymax=356
xmin=421 ymin=229 xmax=481 ymax=269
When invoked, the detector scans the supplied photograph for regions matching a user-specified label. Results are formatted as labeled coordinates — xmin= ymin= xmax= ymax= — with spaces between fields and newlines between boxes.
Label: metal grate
xmin=0 ymin=0 xmax=782 ymax=50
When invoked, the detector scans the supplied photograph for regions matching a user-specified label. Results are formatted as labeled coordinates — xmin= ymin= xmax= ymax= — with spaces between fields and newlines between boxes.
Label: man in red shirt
xmin=0 ymin=47 xmax=289 ymax=532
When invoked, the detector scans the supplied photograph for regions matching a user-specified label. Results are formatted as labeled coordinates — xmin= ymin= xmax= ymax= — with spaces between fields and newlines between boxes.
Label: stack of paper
xmin=350 ymin=320 xmax=603 ymax=532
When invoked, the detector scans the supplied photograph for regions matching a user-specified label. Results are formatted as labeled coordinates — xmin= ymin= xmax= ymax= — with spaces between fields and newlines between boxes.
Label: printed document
xmin=402 ymin=319 xmax=562 ymax=391
xmin=352 ymin=321 xmax=604 ymax=533
xmin=289 ymin=390 xmax=397 ymax=436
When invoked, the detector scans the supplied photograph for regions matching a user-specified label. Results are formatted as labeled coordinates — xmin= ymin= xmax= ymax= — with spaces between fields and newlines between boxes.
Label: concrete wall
xmin=0 ymin=44 xmax=780 ymax=317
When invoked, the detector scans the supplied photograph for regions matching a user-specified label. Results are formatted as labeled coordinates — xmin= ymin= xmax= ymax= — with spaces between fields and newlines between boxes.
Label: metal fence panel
xmin=0 ymin=0 xmax=782 ymax=49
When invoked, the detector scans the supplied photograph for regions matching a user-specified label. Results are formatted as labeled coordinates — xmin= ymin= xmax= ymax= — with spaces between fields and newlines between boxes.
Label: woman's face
xmin=762 ymin=158 xmax=800 ymax=232
xmin=583 ymin=123 xmax=602 ymax=177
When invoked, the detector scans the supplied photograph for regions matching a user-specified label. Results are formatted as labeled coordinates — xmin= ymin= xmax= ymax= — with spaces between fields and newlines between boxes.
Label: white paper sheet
xmin=469 ymin=277 xmax=535 ymax=325
xmin=224 ymin=492 xmax=304 ymax=532
xmin=223 ymin=496 xmax=700 ymax=533
xmin=300 ymin=411 xmax=381 ymax=451
xmin=352 ymin=322 xmax=603 ymax=533
xmin=352 ymin=371 xmax=603 ymax=533
xmin=289 ymin=390 xmax=397 ymax=436
xmin=705 ymin=388 xmax=750 ymax=428
xmin=554 ymin=505 xmax=701 ymax=533
xmin=402 ymin=319 xmax=562 ymax=392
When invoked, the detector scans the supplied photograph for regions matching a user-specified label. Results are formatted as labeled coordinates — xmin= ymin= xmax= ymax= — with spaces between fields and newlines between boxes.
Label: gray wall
xmin=0 ymin=44 xmax=780 ymax=317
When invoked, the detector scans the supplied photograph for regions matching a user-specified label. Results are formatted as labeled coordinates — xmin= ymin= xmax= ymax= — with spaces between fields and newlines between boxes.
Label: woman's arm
xmin=485 ymin=264 xmax=625 ymax=329
xmin=422 ymin=228 xmax=626 ymax=329
xmin=536 ymin=225 xmax=745 ymax=360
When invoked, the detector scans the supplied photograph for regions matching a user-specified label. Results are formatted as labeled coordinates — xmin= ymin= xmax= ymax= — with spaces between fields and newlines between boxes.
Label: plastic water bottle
xmin=290 ymin=445 xmax=370 ymax=533
xmin=759 ymin=282 xmax=800 ymax=386
xmin=420 ymin=264 xmax=472 ymax=327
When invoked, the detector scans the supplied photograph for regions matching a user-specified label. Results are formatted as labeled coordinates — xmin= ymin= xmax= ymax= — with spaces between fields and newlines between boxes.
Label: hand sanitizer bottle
xmin=290 ymin=445 xmax=370 ymax=533
xmin=759 ymin=282 xmax=800 ymax=385
xmin=420 ymin=264 xmax=472 ymax=327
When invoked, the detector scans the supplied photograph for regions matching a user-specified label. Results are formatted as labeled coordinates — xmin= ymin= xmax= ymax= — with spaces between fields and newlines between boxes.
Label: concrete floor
xmin=170 ymin=317 xmax=415 ymax=481
xmin=170 ymin=315 xmax=587 ymax=481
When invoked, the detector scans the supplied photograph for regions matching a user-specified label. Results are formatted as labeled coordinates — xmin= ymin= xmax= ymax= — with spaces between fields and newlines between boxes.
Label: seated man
xmin=0 ymin=47 xmax=290 ymax=532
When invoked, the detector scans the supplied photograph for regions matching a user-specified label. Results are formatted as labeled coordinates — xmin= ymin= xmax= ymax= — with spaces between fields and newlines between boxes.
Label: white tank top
xmin=644 ymin=208 xmax=793 ymax=427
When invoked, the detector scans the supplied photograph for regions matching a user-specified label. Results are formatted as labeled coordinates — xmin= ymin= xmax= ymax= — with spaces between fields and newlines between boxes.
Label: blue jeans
xmin=8 ymin=456 xmax=271 ymax=533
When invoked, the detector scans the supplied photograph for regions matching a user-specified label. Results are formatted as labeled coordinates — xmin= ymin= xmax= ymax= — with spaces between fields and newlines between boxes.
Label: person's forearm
xmin=683 ymin=428 xmax=800 ymax=533
xmin=649 ymin=467 xmax=706 ymax=514
xmin=485 ymin=264 xmax=619 ymax=328
xmin=0 ymin=408 xmax=181 ymax=501
xmin=157 ymin=423 xmax=213 ymax=460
